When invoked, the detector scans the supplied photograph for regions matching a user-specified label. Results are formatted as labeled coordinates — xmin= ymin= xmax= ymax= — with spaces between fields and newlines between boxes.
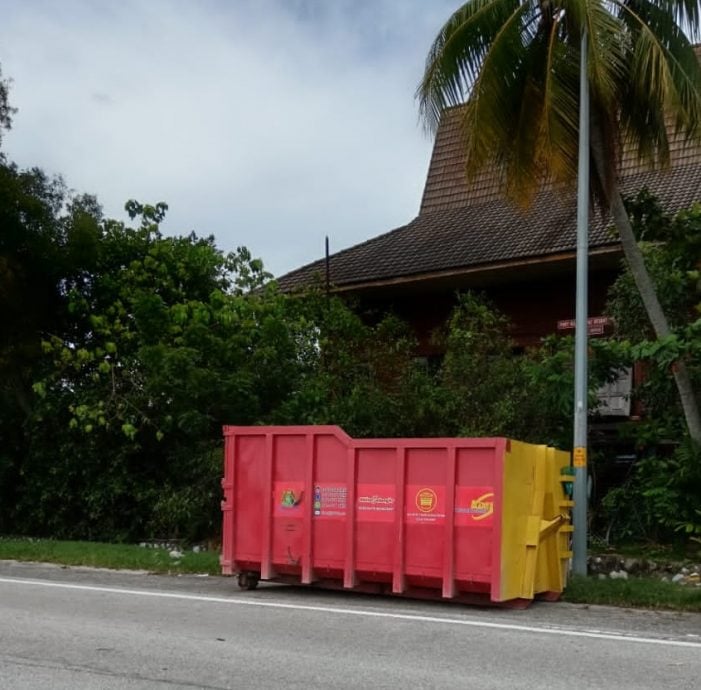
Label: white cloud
xmin=0 ymin=0 xmax=458 ymax=276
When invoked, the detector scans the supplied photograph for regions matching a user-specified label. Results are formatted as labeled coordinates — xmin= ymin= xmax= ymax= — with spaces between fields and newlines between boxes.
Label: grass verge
xmin=1 ymin=538 xmax=700 ymax=612
xmin=0 ymin=538 xmax=220 ymax=575
xmin=563 ymin=574 xmax=701 ymax=612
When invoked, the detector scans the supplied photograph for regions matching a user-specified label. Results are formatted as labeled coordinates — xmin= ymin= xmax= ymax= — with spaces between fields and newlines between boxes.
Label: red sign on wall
xmin=557 ymin=316 xmax=612 ymax=336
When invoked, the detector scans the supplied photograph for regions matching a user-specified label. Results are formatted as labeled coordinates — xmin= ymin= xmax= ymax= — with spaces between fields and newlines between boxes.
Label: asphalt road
xmin=1 ymin=561 xmax=700 ymax=689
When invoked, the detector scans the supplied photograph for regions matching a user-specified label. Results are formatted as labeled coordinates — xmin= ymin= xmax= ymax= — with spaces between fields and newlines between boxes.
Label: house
xmin=277 ymin=100 xmax=701 ymax=420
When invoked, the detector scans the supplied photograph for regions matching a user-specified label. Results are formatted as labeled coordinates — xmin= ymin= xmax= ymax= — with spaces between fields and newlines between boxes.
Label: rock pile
xmin=587 ymin=554 xmax=701 ymax=585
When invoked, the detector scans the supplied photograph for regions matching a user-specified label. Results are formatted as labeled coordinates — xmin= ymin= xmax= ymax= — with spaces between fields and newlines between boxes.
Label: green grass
xmin=2 ymin=539 xmax=700 ymax=612
xmin=563 ymin=574 xmax=701 ymax=612
xmin=0 ymin=538 xmax=220 ymax=575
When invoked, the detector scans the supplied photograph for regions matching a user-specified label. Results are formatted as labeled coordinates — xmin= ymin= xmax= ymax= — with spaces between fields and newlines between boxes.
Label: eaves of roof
xmin=276 ymin=163 xmax=701 ymax=293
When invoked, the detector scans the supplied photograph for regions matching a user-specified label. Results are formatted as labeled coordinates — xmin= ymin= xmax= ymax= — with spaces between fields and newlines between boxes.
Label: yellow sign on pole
xmin=573 ymin=447 xmax=587 ymax=468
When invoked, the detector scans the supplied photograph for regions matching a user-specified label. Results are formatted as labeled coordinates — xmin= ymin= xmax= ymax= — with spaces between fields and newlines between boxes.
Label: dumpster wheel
xmin=237 ymin=571 xmax=259 ymax=590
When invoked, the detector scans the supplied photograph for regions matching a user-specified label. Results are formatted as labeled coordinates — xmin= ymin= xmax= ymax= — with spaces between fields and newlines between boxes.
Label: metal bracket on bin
xmin=560 ymin=467 xmax=575 ymax=498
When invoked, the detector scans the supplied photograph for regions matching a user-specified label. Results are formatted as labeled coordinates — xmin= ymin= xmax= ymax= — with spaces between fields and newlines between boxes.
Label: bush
xmin=602 ymin=440 xmax=701 ymax=543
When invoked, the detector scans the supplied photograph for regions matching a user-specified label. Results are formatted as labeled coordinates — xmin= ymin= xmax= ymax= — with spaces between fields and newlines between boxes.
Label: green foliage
xmin=601 ymin=441 xmax=701 ymax=543
xmin=3 ymin=196 xmax=309 ymax=541
xmin=0 ymin=158 xmax=634 ymax=544
xmin=35 ymin=203 xmax=295 ymax=442
xmin=427 ymin=294 xmax=626 ymax=448
xmin=599 ymin=193 xmax=701 ymax=544
xmin=438 ymin=293 xmax=526 ymax=437
xmin=271 ymin=293 xmax=444 ymax=438
xmin=273 ymin=290 xmax=618 ymax=446
xmin=147 ymin=445 xmax=222 ymax=542
xmin=4 ymin=200 xmax=607 ymax=542
xmin=0 ymin=63 xmax=15 ymax=146
xmin=0 ymin=163 xmax=303 ymax=540
xmin=605 ymin=192 xmax=701 ymax=445
xmin=607 ymin=193 xmax=701 ymax=341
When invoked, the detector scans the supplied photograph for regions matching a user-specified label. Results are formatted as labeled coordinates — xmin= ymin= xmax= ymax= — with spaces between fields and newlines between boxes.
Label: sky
xmin=0 ymin=0 xmax=459 ymax=277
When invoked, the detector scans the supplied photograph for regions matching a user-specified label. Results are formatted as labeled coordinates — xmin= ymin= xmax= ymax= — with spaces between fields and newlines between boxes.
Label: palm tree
xmin=418 ymin=0 xmax=701 ymax=443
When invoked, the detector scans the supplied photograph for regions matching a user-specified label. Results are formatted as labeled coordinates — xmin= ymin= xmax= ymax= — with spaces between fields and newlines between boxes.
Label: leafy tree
xmin=0 ymin=159 xmax=104 ymax=530
xmin=0 ymin=63 xmax=16 ymax=146
xmin=601 ymin=438 xmax=701 ymax=543
xmin=417 ymin=0 xmax=701 ymax=443
xmin=0 ymin=164 xmax=70 ymax=416
xmin=435 ymin=292 xmax=626 ymax=447
xmin=606 ymin=193 xmax=701 ymax=442
xmin=438 ymin=293 xmax=533 ymax=438
xmin=271 ymin=291 xmax=444 ymax=438
xmin=0 ymin=160 xmax=631 ymax=541
xmin=598 ymin=195 xmax=701 ymax=542
xmin=17 ymin=202 xmax=307 ymax=540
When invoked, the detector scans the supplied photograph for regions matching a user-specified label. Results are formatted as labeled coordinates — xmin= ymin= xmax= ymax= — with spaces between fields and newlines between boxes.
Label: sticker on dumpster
xmin=356 ymin=484 xmax=396 ymax=522
xmin=416 ymin=488 xmax=437 ymax=512
xmin=454 ymin=487 xmax=494 ymax=526
xmin=273 ymin=481 xmax=305 ymax=517
xmin=312 ymin=483 xmax=348 ymax=519
xmin=406 ymin=486 xmax=445 ymax=524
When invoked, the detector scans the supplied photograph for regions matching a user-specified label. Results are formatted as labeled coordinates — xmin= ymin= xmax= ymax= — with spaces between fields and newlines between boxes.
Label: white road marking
xmin=0 ymin=576 xmax=699 ymax=649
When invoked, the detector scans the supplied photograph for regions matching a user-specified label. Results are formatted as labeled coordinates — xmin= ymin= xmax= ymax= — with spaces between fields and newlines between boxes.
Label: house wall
xmin=355 ymin=267 xmax=619 ymax=355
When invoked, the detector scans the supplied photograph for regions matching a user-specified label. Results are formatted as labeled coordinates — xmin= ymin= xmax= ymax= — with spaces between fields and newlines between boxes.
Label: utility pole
xmin=572 ymin=30 xmax=590 ymax=576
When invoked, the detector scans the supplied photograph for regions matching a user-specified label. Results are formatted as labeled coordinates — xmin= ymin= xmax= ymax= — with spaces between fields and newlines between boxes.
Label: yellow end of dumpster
xmin=498 ymin=441 xmax=572 ymax=602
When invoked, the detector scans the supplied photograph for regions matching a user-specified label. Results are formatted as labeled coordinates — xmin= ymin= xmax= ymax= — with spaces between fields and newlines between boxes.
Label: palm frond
xmin=580 ymin=0 xmax=628 ymax=108
xmin=614 ymin=0 xmax=701 ymax=165
xmin=418 ymin=0 xmax=701 ymax=210
xmin=505 ymin=17 xmax=581 ymax=203
xmin=417 ymin=0 xmax=524 ymax=133
xmin=539 ymin=23 xmax=581 ymax=188
xmin=460 ymin=2 xmax=541 ymax=200
xmin=639 ymin=0 xmax=701 ymax=40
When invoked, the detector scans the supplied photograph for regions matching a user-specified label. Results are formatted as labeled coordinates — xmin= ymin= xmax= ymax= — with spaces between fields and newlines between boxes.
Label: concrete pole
xmin=572 ymin=30 xmax=590 ymax=577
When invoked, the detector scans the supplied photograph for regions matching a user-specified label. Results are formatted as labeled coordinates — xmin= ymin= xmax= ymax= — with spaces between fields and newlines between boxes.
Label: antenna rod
xmin=325 ymin=236 xmax=331 ymax=303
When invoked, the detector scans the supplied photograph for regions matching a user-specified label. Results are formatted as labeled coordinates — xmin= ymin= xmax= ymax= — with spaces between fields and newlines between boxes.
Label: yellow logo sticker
xmin=415 ymin=488 xmax=437 ymax=513
xmin=470 ymin=492 xmax=494 ymax=521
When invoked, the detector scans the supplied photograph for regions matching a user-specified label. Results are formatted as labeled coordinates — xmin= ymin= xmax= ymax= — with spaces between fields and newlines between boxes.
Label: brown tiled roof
xmin=420 ymin=110 xmax=701 ymax=215
xmin=277 ymin=163 xmax=701 ymax=291
xmin=419 ymin=106 xmax=505 ymax=214
xmin=420 ymin=45 xmax=701 ymax=214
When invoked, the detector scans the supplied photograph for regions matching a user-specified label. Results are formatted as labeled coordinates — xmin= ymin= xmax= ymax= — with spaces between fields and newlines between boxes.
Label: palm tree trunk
xmin=590 ymin=124 xmax=701 ymax=444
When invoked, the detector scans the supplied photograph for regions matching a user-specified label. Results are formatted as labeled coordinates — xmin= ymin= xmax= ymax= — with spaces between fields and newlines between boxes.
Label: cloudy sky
xmin=0 ymin=0 xmax=459 ymax=277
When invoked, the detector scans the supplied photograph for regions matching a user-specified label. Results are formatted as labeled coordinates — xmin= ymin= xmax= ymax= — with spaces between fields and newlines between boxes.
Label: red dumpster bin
xmin=221 ymin=425 xmax=572 ymax=606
